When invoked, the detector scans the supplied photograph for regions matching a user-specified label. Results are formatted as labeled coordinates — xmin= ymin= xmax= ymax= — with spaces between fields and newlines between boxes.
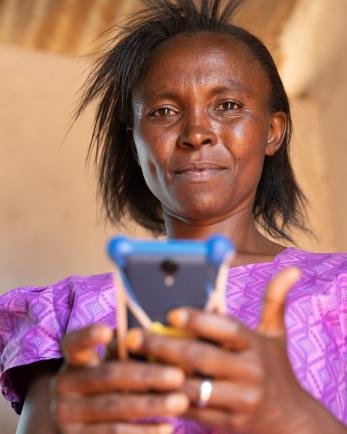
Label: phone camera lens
xmin=160 ymin=259 xmax=179 ymax=274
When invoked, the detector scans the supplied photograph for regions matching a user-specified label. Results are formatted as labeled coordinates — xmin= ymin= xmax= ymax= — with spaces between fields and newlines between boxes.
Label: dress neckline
xmin=229 ymin=246 xmax=298 ymax=272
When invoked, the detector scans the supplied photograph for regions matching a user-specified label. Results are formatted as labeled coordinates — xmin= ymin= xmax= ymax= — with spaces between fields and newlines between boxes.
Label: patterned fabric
xmin=0 ymin=247 xmax=347 ymax=432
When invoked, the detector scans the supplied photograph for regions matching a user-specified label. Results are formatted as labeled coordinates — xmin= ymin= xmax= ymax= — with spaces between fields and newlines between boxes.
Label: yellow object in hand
xmin=150 ymin=321 xmax=194 ymax=339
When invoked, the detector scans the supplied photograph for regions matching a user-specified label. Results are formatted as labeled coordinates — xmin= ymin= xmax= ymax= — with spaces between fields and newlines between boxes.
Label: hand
xmin=51 ymin=325 xmax=189 ymax=434
xmin=126 ymin=267 xmax=318 ymax=434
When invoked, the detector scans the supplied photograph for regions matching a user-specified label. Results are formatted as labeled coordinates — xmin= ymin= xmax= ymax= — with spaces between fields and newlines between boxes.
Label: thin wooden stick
xmin=115 ymin=266 xmax=152 ymax=361
xmin=126 ymin=291 xmax=152 ymax=330
xmin=114 ymin=266 xmax=128 ymax=360
xmin=206 ymin=253 xmax=234 ymax=314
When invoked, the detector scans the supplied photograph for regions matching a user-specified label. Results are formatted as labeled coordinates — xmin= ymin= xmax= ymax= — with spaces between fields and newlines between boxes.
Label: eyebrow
xmin=209 ymin=79 xmax=250 ymax=96
xmin=147 ymin=90 xmax=180 ymax=101
xmin=143 ymin=79 xmax=250 ymax=103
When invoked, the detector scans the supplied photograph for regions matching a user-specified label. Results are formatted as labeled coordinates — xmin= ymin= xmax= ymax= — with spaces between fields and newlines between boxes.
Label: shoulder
xmin=0 ymin=272 xmax=115 ymax=316
xmin=0 ymin=271 xmax=116 ymax=347
xmin=0 ymin=272 xmax=116 ymax=346
xmin=276 ymin=248 xmax=347 ymax=294
xmin=277 ymin=247 xmax=347 ymax=271
xmin=226 ymin=248 xmax=347 ymax=329
xmin=280 ymin=250 xmax=347 ymax=421
xmin=227 ymin=248 xmax=347 ymax=306
xmin=0 ymin=272 xmax=116 ymax=411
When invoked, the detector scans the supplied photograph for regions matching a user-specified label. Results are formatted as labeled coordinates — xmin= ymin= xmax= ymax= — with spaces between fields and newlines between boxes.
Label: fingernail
xmin=86 ymin=354 xmax=101 ymax=367
xmin=72 ymin=352 xmax=100 ymax=368
xmin=163 ymin=367 xmax=185 ymax=384
xmin=158 ymin=424 xmax=174 ymax=434
xmin=126 ymin=329 xmax=144 ymax=351
xmin=165 ymin=393 xmax=189 ymax=413
xmin=168 ymin=309 xmax=189 ymax=327
xmin=91 ymin=325 xmax=113 ymax=342
xmin=289 ymin=267 xmax=301 ymax=278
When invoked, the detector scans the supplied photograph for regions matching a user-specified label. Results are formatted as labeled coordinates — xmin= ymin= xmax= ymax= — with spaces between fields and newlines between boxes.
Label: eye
xmin=149 ymin=107 xmax=178 ymax=118
xmin=215 ymin=101 xmax=241 ymax=112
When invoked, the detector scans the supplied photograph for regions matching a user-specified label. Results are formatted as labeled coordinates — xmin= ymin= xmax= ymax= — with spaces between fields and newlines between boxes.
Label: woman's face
xmin=132 ymin=32 xmax=285 ymax=224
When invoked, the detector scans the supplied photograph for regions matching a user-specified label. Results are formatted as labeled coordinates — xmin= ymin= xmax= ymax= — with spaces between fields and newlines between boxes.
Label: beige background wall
xmin=0 ymin=46 xmax=137 ymax=432
xmin=0 ymin=45 xmax=123 ymax=292
xmin=280 ymin=0 xmax=347 ymax=252
xmin=1 ymin=0 xmax=347 ymax=432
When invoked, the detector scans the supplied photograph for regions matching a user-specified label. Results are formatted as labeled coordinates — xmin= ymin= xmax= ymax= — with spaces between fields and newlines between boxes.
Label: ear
xmin=265 ymin=112 xmax=287 ymax=157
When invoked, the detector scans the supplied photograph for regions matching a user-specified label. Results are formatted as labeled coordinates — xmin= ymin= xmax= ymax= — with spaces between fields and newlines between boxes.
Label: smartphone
xmin=107 ymin=235 xmax=235 ymax=331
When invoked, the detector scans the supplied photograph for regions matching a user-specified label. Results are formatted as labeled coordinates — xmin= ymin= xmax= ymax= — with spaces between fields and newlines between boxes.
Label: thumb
xmin=258 ymin=267 xmax=301 ymax=337
xmin=61 ymin=324 xmax=113 ymax=367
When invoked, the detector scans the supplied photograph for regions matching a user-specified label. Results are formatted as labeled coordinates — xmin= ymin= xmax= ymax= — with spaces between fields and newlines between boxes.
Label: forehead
xmin=134 ymin=32 xmax=270 ymax=101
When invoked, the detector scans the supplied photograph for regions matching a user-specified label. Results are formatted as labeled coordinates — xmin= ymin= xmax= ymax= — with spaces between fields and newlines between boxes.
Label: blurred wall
xmin=0 ymin=46 xmax=102 ymax=433
xmin=0 ymin=0 xmax=347 ymax=432
xmin=1 ymin=46 xmax=113 ymax=291
xmin=280 ymin=0 xmax=347 ymax=251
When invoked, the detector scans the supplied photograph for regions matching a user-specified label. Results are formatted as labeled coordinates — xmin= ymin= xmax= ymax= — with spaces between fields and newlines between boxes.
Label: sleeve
xmin=0 ymin=273 xmax=116 ymax=414
xmin=319 ymin=268 xmax=347 ymax=425
xmin=303 ymin=254 xmax=347 ymax=426
xmin=283 ymin=252 xmax=347 ymax=427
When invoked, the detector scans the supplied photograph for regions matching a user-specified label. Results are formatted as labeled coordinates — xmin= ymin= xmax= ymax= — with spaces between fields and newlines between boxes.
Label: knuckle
xmin=145 ymin=394 xmax=162 ymax=411
xmin=54 ymin=399 xmax=69 ymax=423
xmin=107 ymin=426 xmax=121 ymax=434
xmin=119 ymin=363 xmax=156 ymax=388
xmin=102 ymin=394 xmax=122 ymax=414
xmin=227 ymin=413 xmax=250 ymax=433
xmin=61 ymin=424 xmax=83 ymax=434
xmin=241 ymin=351 xmax=265 ymax=382
xmin=148 ymin=334 xmax=166 ymax=354
xmin=249 ymin=362 xmax=265 ymax=383
xmin=186 ymin=309 xmax=199 ymax=328
xmin=185 ymin=344 xmax=207 ymax=367
xmin=136 ymin=365 xmax=157 ymax=384
xmin=107 ymin=425 xmax=122 ymax=434
xmin=98 ymin=362 xmax=116 ymax=383
xmin=242 ymin=387 xmax=263 ymax=410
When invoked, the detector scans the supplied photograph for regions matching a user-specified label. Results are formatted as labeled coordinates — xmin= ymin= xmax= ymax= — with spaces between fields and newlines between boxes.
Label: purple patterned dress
xmin=0 ymin=247 xmax=347 ymax=432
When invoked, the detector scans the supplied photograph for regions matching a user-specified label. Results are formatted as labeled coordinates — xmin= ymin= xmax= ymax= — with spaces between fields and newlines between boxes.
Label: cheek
xmin=133 ymin=125 xmax=173 ymax=185
xmin=220 ymin=118 xmax=267 ymax=194
xmin=223 ymin=116 xmax=268 ymax=160
xmin=229 ymin=122 xmax=247 ymax=143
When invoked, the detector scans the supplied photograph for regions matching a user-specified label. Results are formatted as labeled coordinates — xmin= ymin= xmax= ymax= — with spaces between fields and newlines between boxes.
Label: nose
xmin=177 ymin=112 xmax=217 ymax=149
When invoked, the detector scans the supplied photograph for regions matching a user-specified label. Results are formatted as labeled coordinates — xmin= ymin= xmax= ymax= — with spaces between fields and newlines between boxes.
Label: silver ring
xmin=197 ymin=379 xmax=213 ymax=408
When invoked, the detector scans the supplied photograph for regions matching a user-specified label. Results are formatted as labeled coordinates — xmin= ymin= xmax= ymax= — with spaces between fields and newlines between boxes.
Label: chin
xmin=177 ymin=199 xmax=227 ymax=223
xmin=163 ymin=186 xmax=234 ymax=222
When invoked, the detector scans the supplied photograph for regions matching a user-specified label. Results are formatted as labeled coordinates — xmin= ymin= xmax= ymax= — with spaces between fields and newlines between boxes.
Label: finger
xmin=258 ymin=267 xmax=301 ymax=337
xmin=185 ymin=407 xmax=247 ymax=433
xmin=55 ymin=361 xmax=185 ymax=395
xmin=61 ymin=422 xmax=173 ymax=434
xmin=55 ymin=392 xmax=189 ymax=423
xmin=127 ymin=330 xmax=260 ymax=381
xmin=104 ymin=330 xmax=118 ymax=360
xmin=62 ymin=325 xmax=113 ymax=367
xmin=167 ymin=308 xmax=251 ymax=350
xmin=182 ymin=378 xmax=260 ymax=412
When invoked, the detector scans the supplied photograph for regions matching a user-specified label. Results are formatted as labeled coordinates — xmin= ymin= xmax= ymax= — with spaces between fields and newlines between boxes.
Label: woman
xmin=1 ymin=1 xmax=346 ymax=433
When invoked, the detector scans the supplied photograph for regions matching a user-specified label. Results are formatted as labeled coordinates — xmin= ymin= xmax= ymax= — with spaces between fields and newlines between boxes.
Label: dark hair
xmin=76 ymin=0 xmax=308 ymax=242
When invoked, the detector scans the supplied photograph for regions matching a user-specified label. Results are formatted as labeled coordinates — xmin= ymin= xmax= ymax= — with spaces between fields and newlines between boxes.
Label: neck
xmin=163 ymin=206 xmax=286 ymax=260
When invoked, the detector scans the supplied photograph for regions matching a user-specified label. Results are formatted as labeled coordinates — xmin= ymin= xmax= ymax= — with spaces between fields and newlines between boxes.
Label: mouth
xmin=173 ymin=161 xmax=227 ymax=182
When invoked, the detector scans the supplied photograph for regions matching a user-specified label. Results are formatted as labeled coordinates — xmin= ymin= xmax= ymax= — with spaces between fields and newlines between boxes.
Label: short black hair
xmin=77 ymin=0 xmax=308 ymax=242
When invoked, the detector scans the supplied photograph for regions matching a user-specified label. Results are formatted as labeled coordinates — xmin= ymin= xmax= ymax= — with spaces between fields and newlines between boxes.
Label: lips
xmin=173 ymin=161 xmax=227 ymax=182
xmin=173 ymin=161 xmax=226 ymax=173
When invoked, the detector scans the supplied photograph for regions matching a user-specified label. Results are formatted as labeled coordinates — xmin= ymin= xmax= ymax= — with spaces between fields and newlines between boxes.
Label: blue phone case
xmin=108 ymin=235 xmax=234 ymax=326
